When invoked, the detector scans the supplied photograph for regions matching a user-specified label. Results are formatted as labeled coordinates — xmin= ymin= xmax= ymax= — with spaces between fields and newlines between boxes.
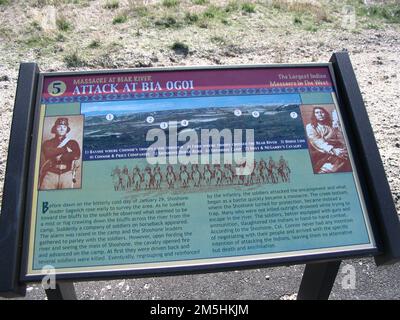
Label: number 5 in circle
xmin=48 ymin=80 xmax=67 ymax=97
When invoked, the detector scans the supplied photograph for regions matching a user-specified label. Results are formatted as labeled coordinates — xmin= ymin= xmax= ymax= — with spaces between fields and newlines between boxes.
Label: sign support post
xmin=0 ymin=63 xmax=39 ymax=298
xmin=330 ymin=52 xmax=400 ymax=266
xmin=45 ymin=281 xmax=77 ymax=300
xmin=297 ymin=260 xmax=341 ymax=300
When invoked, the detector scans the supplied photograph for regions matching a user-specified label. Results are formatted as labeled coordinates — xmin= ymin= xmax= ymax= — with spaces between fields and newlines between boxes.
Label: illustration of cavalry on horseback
xmin=110 ymin=155 xmax=291 ymax=192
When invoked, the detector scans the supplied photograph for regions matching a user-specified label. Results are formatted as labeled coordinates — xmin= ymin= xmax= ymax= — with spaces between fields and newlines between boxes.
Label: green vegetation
xmin=191 ymin=0 xmax=208 ymax=5
xmin=24 ymin=35 xmax=54 ymax=47
xmin=150 ymin=1 xmax=257 ymax=30
xmin=359 ymin=4 xmax=400 ymax=24
xmin=203 ymin=5 xmax=224 ymax=19
xmin=241 ymin=2 xmax=256 ymax=14
xmin=293 ymin=16 xmax=302 ymax=25
xmin=132 ymin=5 xmax=149 ymax=18
xmin=31 ymin=21 xmax=42 ymax=31
xmin=155 ymin=16 xmax=182 ymax=28
xmin=305 ymin=24 xmax=318 ymax=33
xmin=184 ymin=12 xmax=199 ymax=24
xmin=88 ymin=39 xmax=101 ymax=48
xmin=0 ymin=26 xmax=13 ymax=39
xmin=162 ymin=0 xmax=179 ymax=8
xmin=113 ymin=12 xmax=128 ymax=24
xmin=201 ymin=3 xmax=235 ymax=25
xmin=104 ymin=0 xmax=119 ymax=10
xmin=56 ymin=33 xmax=66 ymax=42
xmin=171 ymin=41 xmax=189 ymax=56
xmin=63 ymin=52 xmax=86 ymax=68
xmin=224 ymin=1 xmax=239 ymax=13
xmin=366 ymin=23 xmax=381 ymax=30
xmin=32 ymin=0 xmax=83 ymax=7
xmin=56 ymin=16 xmax=72 ymax=31
xmin=1 ymin=0 xmax=398 ymax=64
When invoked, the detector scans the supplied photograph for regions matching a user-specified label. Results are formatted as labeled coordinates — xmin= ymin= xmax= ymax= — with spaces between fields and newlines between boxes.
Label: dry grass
xmin=271 ymin=0 xmax=330 ymax=23
xmin=0 ymin=0 xmax=398 ymax=63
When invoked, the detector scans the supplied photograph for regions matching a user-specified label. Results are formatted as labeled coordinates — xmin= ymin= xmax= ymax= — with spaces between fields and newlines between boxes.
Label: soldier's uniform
xmin=40 ymin=118 xmax=81 ymax=190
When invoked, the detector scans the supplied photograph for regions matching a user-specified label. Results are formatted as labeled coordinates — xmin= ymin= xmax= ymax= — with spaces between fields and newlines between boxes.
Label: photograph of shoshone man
xmin=300 ymin=104 xmax=352 ymax=174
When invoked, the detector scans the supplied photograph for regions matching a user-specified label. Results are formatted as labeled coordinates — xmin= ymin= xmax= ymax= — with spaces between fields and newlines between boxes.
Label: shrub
xmin=162 ymin=0 xmax=179 ymax=8
xmin=113 ymin=13 xmax=128 ymax=24
xmin=171 ymin=41 xmax=189 ymax=56
xmin=64 ymin=52 xmax=86 ymax=68
xmin=184 ymin=12 xmax=199 ymax=24
xmin=56 ymin=16 xmax=72 ymax=31
xmin=104 ymin=0 xmax=119 ymax=9
xmin=155 ymin=16 xmax=181 ymax=28
xmin=241 ymin=2 xmax=256 ymax=14
xmin=88 ymin=39 xmax=100 ymax=48
xmin=56 ymin=33 xmax=66 ymax=42
xmin=191 ymin=0 xmax=207 ymax=4
xmin=293 ymin=16 xmax=302 ymax=25
xmin=360 ymin=4 xmax=400 ymax=24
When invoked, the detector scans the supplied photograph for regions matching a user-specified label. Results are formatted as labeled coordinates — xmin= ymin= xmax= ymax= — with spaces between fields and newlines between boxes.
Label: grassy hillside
xmin=0 ymin=0 xmax=399 ymax=69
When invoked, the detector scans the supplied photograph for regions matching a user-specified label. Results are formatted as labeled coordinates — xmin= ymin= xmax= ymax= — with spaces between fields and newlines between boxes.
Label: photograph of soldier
xmin=300 ymin=105 xmax=352 ymax=174
xmin=111 ymin=156 xmax=291 ymax=193
xmin=39 ymin=116 xmax=83 ymax=190
xmin=277 ymin=155 xmax=291 ymax=182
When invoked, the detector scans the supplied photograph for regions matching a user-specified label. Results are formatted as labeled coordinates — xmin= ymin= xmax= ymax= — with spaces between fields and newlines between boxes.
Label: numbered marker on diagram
xmin=146 ymin=116 xmax=154 ymax=124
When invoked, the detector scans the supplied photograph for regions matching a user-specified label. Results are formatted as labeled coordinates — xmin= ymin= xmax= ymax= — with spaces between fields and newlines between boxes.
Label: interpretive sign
xmin=1 ymin=52 xmax=399 ymax=298
xmin=25 ymin=63 xmax=377 ymax=277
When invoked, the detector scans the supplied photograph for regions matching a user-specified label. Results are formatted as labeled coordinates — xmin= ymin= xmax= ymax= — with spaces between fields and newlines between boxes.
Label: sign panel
xmin=22 ymin=65 xmax=376 ymax=279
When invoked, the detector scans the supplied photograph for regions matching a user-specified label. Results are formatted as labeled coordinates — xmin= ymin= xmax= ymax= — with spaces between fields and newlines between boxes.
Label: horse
xmin=241 ymin=161 xmax=256 ymax=186
xmin=191 ymin=164 xmax=202 ymax=187
xmin=179 ymin=165 xmax=190 ymax=188
xmin=234 ymin=160 xmax=247 ymax=185
xmin=258 ymin=160 xmax=267 ymax=183
xmin=121 ymin=166 xmax=130 ymax=190
xmin=203 ymin=164 xmax=213 ymax=186
xmin=278 ymin=160 xmax=291 ymax=183
xmin=223 ymin=164 xmax=234 ymax=185
xmin=143 ymin=166 xmax=154 ymax=190
xmin=131 ymin=167 xmax=142 ymax=191
xmin=214 ymin=165 xmax=224 ymax=186
xmin=166 ymin=165 xmax=176 ymax=189
xmin=111 ymin=167 xmax=122 ymax=191
xmin=153 ymin=166 xmax=163 ymax=189
xmin=267 ymin=158 xmax=278 ymax=184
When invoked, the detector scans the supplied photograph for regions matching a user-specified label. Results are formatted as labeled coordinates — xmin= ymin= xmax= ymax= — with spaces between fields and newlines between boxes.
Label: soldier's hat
xmin=51 ymin=117 xmax=71 ymax=134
